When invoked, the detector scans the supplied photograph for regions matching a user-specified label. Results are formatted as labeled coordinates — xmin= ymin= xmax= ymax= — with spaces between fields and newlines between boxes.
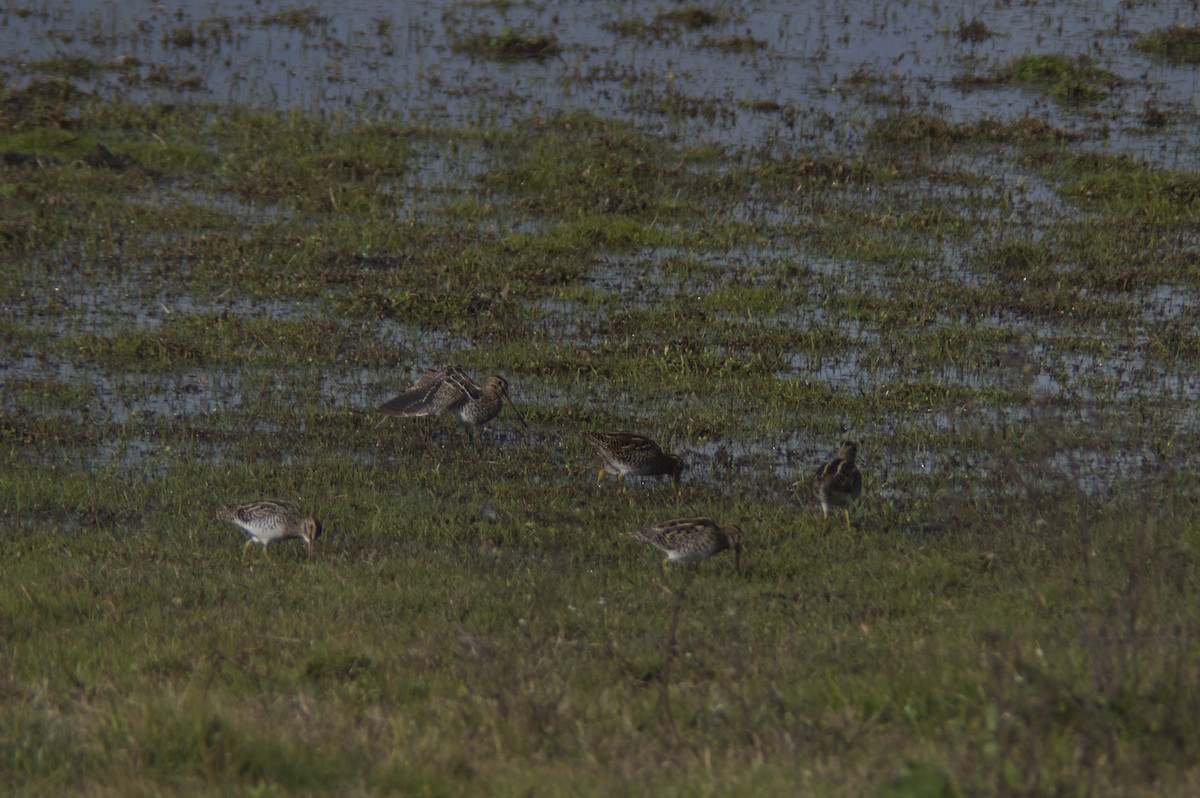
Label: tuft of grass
xmin=0 ymin=78 xmax=83 ymax=131
xmin=452 ymin=27 xmax=561 ymax=61
xmin=1134 ymin=25 xmax=1200 ymax=65
xmin=58 ymin=315 xmax=352 ymax=370
xmin=608 ymin=6 xmax=725 ymax=41
xmin=957 ymin=18 xmax=993 ymax=43
xmin=998 ymin=53 xmax=1119 ymax=102
xmin=655 ymin=6 xmax=723 ymax=30
xmin=161 ymin=18 xmax=232 ymax=50
xmin=481 ymin=111 xmax=710 ymax=223
xmin=699 ymin=34 xmax=766 ymax=53
xmin=1040 ymin=152 xmax=1200 ymax=222
xmin=1140 ymin=101 xmax=1169 ymax=129
xmin=260 ymin=7 xmax=329 ymax=33
xmin=867 ymin=112 xmax=1074 ymax=146
xmin=30 ymin=55 xmax=103 ymax=79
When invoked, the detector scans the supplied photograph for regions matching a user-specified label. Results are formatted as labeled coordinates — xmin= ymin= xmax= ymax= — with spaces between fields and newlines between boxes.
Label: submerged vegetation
xmin=4 ymin=2 xmax=1200 ymax=795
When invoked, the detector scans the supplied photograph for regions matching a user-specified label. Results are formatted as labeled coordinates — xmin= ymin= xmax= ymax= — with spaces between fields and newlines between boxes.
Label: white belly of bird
xmin=610 ymin=461 xmax=651 ymax=478
xmin=238 ymin=519 xmax=287 ymax=544
xmin=665 ymin=549 xmax=708 ymax=565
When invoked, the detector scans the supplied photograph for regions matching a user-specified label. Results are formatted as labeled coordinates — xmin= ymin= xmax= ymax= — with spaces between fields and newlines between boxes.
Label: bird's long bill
xmin=503 ymin=393 xmax=529 ymax=427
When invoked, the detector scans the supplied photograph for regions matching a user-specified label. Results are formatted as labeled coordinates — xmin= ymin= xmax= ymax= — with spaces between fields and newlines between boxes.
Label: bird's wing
xmin=815 ymin=457 xmax=842 ymax=483
xmin=822 ymin=460 xmax=860 ymax=493
xmin=442 ymin=365 xmax=483 ymax=401
xmin=380 ymin=369 xmax=468 ymax=416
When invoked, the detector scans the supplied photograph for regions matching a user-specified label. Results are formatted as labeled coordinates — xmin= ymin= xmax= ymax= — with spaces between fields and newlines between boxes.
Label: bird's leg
xmin=659 ymin=558 xmax=675 ymax=595
xmin=596 ymin=466 xmax=607 ymax=485
xmin=817 ymin=509 xmax=835 ymax=535
xmin=242 ymin=540 xmax=254 ymax=560
xmin=843 ymin=507 xmax=852 ymax=530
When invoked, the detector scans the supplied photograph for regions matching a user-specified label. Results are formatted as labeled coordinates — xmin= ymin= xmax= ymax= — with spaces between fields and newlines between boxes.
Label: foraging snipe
xmin=216 ymin=500 xmax=321 ymax=558
xmin=378 ymin=365 xmax=526 ymax=428
xmin=812 ymin=440 xmax=862 ymax=529
xmin=582 ymin=431 xmax=686 ymax=485
xmin=630 ymin=517 xmax=743 ymax=589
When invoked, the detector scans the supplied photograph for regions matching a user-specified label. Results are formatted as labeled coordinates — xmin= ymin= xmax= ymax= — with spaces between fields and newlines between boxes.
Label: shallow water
xmin=3 ymin=0 xmax=1198 ymax=163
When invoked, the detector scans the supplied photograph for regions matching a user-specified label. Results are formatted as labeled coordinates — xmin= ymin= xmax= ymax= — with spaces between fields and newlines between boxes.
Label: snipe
xmin=216 ymin=500 xmax=321 ymax=558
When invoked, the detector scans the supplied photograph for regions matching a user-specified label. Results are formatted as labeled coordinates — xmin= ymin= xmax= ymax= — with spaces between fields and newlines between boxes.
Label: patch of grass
xmin=974 ymin=238 xmax=1055 ymax=283
xmin=997 ymin=53 xmax=1119 ymax=102
xmin=7 ymin=376 xmax=95 ymax=411
xmin=30 ymin=55 xmax=103 ymax=79
xmin=699 ymin=34 xmax=766 ymax=53
xmin=605 ymin=6 xmax=725 ymax=41
xmin=1134 ymin=25 xmax=1200 ymax=65
xmin=957 ymin=18 xmax=993 ymax=43
xmin=260 ymin=7 xmax=329 ymax=33
xmin=868 ymin=112 xmax=1075 ymax=146
xmin=655 ymin=6 xmax=723 ymax=30
xmin=1140 ymin=101 xmax=1169 ymax=129
xmin=602 ymin=18 xmax=653 ymax=38
xmin=161 ymin=18 xmax=233 ymax=50
xmin=754 ymin=152 xmax=893 ymax=187
xmin=58 ymin=314 xmax=351 ymax=370
xmin=481 ymin=111 xmax=703 ymax=222
xmin=201 ymin=110 xmax=411 ymax=210
xmin=164 ymin=25 xmax=197 ymax=48
xmin=452 ymin=27 xmax=561 ymax=61
xmin=1041 ymin=152 xmax=1200 ymax=221
xmin=0 ymin=78 xmax=84 ymax=131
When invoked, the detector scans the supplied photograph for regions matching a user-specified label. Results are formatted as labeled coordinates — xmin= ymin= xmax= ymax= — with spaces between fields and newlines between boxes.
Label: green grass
xmin=260 ymin=7 xmax=329 ymax=33
xmin=3 ymin=55 xmax=1200 ymax=796
xmin=868 ymin=112 xmax=1075 ymax=146
xmin=5 ymin=470 xmax=1200 ymax=795
xmin=1134 ymin=26 xmax=1200 ymax=65
xmin=655 ymin=6 xmax=724 ymax=30
xmin=952 ymin=54 xmax=1120 ymax=103
xmin=1000 ymin=54 xmax=1120 ymax=101
xmin=451 ymin=27 xmax=561 ymax=61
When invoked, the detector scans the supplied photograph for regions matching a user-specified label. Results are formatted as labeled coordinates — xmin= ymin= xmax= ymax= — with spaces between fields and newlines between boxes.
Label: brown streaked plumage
xmin=378 ymin=365 xmax=526 ymax=428
xmin=582 ymin=431 xmax=686 ymax=485
xmin=812 ymin=440 xmax=862 ymax=529
xmin=629 ymin=517 xmax=743 ymax=589
xmin=216 ymin=500 xmax=321 ymax=559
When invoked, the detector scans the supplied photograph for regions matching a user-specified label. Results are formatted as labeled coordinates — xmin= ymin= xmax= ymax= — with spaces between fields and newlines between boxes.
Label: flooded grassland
xmin=3 ymin=1 xmax=1200 ymax=795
